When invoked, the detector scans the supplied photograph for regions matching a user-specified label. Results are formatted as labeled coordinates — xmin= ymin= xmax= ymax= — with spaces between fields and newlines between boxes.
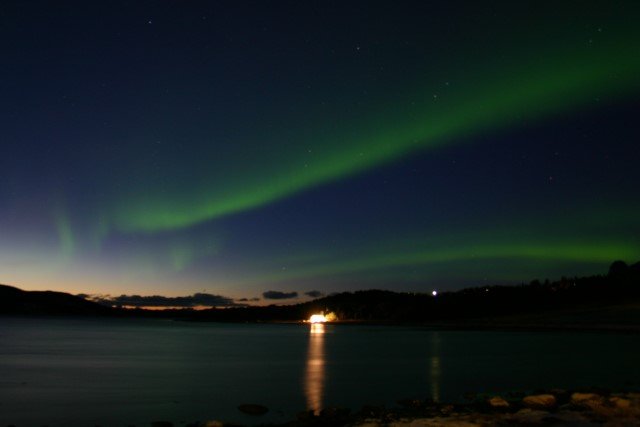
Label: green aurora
xmin=107 ymin=38 xmax=640 ymax=234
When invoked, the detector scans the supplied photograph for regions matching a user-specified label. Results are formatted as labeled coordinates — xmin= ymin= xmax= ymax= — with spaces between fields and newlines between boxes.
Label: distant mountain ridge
xmin=2 ymin=260 xmax=640 ymax=324
xmin=184 ymin=260 xmax=640 ymax=325
xmin=0 ymin=284 xmax=113 ymax=316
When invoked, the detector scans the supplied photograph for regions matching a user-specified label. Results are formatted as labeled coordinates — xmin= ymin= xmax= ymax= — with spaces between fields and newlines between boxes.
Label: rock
xmin=571 ymin=392 xmax=601 ymax=402
xmin=487 ymin=396 xmax=509 ymax=408
xmin=609 ymin=396 xmax=631 ymax=409
xmin=509 ymin=408 xmax=551 ymax=424
xmin=319 ymin=406 xmax=350 ymax=418
xmin=571 ymin=392 xmax=604 ymax=409
xmin=237 ymin=403 xmax=269 ymax=416
xmin=522 ymin=394 xmax=557 ymax=409
xmin=150 ymin=423 xmax=173 ymax=427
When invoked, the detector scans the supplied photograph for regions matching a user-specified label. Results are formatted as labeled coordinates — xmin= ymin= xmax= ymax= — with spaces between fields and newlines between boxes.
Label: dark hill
xmin=184 ymin=260 xmax=640 ymax=324
xmin=2 ymin=260 xmax=639 ymax=324
xmin=0 ymin=284 xmax=113 ymax=316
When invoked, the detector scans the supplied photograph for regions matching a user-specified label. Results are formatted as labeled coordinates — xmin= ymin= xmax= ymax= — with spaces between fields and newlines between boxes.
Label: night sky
xmin=1 ymin=1 xmax=639 ymax=303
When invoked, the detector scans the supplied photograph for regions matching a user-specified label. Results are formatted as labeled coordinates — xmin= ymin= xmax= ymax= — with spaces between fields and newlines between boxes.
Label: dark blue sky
xmin=1 ymin=1 xmax=639 ymax=303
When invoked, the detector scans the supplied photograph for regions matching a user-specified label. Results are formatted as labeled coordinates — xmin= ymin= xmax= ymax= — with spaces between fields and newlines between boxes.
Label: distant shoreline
xmin=5 ymin=310 xmax=640 ymax=334
xmin=289 ymin=319 xmax=640 ymax=334
xmin=184 ymin=314 xmax=640 ymax=334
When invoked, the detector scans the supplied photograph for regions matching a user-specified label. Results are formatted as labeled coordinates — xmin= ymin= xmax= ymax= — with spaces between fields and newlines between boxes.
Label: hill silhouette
xmin=182 ymin=260 xmax=640 ymax=325
xmin=0 ymin=284 xmax=113 ymax=316
xmin=2 ymin=261 xmax=640 ymax=327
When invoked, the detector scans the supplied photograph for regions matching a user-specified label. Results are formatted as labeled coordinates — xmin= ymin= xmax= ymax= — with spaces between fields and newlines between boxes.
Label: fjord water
xmin=1 ymin=318 xmax=639 ymax=426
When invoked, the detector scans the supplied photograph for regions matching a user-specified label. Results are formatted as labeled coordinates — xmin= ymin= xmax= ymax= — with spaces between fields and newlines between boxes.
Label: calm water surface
xmin=1 ymin=317 xmax=639 ymax=426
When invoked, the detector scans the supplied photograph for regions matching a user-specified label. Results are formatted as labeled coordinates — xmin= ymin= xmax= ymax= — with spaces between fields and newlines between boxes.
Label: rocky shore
xmin=165 ymin=389 xmax=640 ymax=427
xmin=11 ymin=389 xmax=638 ymax=427
xmin=348 ymin=390 xmax=640 ymax=426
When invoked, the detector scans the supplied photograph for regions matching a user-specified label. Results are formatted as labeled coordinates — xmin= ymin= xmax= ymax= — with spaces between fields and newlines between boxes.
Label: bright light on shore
xmin=307 ymin=312 xmax=337 ymax=323
xmin=432 ymin=290 xmax=438 ymax=296
xmin=309 ymin=314 xmax=328 ymax=323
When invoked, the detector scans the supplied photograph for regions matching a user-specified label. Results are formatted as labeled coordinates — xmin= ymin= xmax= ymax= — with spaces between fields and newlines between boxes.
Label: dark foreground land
xmin=137 ymin=389 xmax=640 ymax=426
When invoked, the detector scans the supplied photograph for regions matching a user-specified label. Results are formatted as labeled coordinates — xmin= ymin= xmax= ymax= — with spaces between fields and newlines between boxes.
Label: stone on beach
xmin=522 ymin=394 xmax=557 ymax=409
xmin=571 ymin=392 xmax=605 ymax=409
xmin=487 ymin=396 xmax=509 ymax=408
xmin=609 ymin=396 xmax=632 ymax=409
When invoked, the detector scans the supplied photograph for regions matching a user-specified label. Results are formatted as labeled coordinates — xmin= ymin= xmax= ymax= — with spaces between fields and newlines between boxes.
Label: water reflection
xmin=429 ymin=332 xmax=441 ymax=402
xmin=304 ymin=323 xmax=326 ymax=414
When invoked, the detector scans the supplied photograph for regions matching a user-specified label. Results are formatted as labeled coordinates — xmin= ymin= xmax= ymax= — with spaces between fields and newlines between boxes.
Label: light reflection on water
xmin=303 ymin=326 xmax=444 ymax=411
xmin=429 ymin=332 xmax=441 ymax=402
xmin=304 ymin=323 xmax=325 ymax=413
